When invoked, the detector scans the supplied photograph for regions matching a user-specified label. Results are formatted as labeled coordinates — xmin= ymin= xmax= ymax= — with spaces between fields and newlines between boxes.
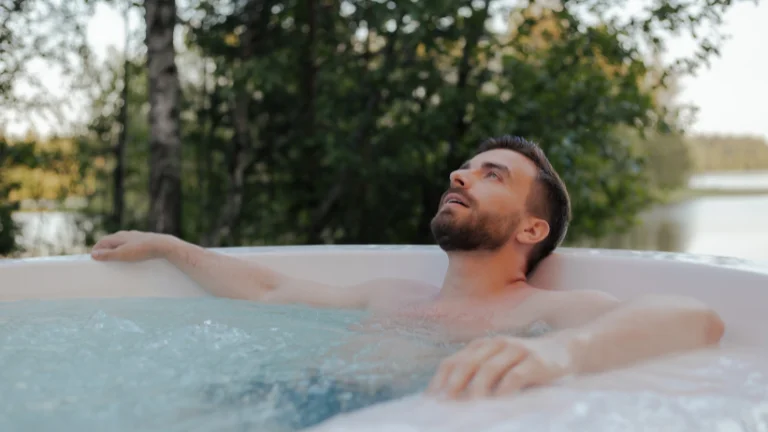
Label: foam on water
xmin=0 ymin=298 xmax=433 ymax=432
xmin=312 ymin=345 xmax=768 ymax=432
xmin=3 ymin=297 xmax=768 ymax=432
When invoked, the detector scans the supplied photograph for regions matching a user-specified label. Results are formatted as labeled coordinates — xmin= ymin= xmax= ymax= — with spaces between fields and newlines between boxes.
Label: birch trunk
xmin=144 ymin=0 xmax=181 ymax=236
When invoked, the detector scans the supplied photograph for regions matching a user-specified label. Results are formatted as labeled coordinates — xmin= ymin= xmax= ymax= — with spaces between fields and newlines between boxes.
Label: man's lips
xmin=442 ymin=193 xmax=470 ymax=208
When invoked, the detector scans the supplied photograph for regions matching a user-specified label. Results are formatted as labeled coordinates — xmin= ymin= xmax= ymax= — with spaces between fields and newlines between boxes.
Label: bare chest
xmin=361 ymin=299 xmax=552 ymax=344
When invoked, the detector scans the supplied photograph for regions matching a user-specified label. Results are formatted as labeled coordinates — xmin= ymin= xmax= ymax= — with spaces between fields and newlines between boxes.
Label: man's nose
xmin=450 ymin=170 xmax=470 ymax=188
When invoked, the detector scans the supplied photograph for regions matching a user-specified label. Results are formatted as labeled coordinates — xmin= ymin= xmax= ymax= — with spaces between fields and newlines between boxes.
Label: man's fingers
xmin=494 ymin=357 xmax=540 ymax=396
xmin=428 ymin=336 xmax=570 ymax=400
xmin=465 ymin=348 xmax=527 ymax=398
xmin=425 ymin=364 xmax=450 ymax=395
xmin=92 ymin=234 xmax=126 ymax=251
xmin=91 ymin=232 xmax=135 ymax=260
xmin=93 ymin=245 xmax=148 ymax=262
xmin=426 ymin=342 xmax=478 ymax=394
xmin=90 ymin=231 xmax=163 ymax=263
xmin=91 ymin=247 xmax=118 ymax=260
xmin=427 ymin=338 xmax=506 ymax=397
xmin=91 ymin=238 xmax=124 ymax=260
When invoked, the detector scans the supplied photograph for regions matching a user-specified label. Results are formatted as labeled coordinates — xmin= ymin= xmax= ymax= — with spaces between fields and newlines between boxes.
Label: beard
xmin=430 ymin=196 xmax=520 ymax=252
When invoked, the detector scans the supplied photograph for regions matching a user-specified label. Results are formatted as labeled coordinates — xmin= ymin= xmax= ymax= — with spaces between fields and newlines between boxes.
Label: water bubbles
xmin=0 ymin=298 xmax=373 ymax=431
xmin=5 ymin=298 xmax=766 ymax=432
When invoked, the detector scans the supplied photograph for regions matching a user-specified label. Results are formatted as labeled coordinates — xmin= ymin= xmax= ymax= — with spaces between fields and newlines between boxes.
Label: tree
xmin=145 ymin=0 xmax=182 ymax=236
xmin=1 ymin=0 xmax=95 ymax=133
xmin=7 ymin=0 xmax=750 ymax=256
xmin=151 ymin=0 xmax=750 ymax=245
xmin=111 ymin=0 xmax=135 ymax=230
xmin=0 ymin=137 xmax=28 ymax=255
xmin=0 ymin=0 xmax=96 ymax=254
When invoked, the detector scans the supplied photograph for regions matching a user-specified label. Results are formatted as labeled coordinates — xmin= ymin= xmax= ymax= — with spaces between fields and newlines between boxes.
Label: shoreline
xmin=663 ymin=187 xmax=768 ymax=204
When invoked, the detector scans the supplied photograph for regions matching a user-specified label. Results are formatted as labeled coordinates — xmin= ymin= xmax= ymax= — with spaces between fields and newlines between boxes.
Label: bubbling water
xmin=0 ymin=297 xmax=442 ymax=431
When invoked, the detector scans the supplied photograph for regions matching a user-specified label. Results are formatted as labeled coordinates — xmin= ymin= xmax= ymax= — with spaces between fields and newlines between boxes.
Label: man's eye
xmin=487 ymin=171 xmax=501 ymax=180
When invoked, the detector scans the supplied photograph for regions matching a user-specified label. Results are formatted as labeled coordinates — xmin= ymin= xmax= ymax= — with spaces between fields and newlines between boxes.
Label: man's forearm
xmin=160 ymin=238 xmax=283 ymax=300
xmin=553 ymin=295 xmax=725 ymax=375
xmin=92 ymin=231 xmax=367 ymax=307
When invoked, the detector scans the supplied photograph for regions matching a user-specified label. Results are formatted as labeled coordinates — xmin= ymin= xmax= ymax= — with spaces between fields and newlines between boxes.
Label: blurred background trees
xmin=2 ymin=0 xmax=765 ymax=257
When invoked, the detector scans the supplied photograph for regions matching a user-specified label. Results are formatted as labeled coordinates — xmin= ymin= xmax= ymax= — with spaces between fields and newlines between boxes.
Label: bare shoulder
xmin=535 ymin=288 xmax=621 ymax=329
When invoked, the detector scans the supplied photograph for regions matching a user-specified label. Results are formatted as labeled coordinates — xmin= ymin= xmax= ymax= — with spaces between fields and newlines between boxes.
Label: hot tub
xmin=1 ymin=246 xmax=767 ymax=431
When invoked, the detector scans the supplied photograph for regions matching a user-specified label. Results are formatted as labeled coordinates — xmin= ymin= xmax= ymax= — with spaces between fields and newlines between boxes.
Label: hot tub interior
xmin=1 ymin=246 xmax=767 ymax=431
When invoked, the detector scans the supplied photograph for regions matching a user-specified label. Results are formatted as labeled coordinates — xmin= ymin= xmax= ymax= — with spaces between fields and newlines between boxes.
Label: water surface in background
xmin=588 ymin=171 xmax=768 ymax=262
xmin=689 ymin=170 xmax=768 ymax=190
xmin=12 ymin=211 xmax=88 ymax=256
xmin=597 ymin=194 xmax=768 ymax=262
xmin=0 ymin=298 xmax=441 ymax=432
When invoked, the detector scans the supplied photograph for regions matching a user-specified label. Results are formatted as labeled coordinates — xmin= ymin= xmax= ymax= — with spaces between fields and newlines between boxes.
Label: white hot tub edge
xmin=1 ymin=245 xmax=767 ymax=347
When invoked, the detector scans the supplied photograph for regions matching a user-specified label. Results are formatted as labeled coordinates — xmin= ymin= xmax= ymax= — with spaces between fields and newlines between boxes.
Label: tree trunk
xmin=197 ymin=59 xmax=218 ymax=238
xmin=144 ymin=0 xmax=182 ymax=236
xmin=112 ymin=1 xmax=131 ymax=231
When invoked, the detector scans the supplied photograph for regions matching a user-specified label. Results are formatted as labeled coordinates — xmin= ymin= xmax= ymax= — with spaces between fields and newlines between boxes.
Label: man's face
xmin=430 ymin=149 xmax=538 ymax=252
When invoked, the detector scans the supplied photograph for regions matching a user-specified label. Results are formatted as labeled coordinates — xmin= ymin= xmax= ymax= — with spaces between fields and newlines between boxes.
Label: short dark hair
xmin=475 ymin=135 xmax=571 ymax=274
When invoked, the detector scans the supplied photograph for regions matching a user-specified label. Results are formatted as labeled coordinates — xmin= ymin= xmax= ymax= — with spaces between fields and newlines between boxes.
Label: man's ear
xmin=516 ymin=217 xmax=550 ymax=246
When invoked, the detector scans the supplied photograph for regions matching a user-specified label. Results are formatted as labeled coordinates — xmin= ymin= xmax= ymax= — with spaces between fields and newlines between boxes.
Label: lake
xmin=688 ymin=170 xmax=768 ymax=191
xmin=590 ymin=193 xmax=768 ymax=263
xmin=9 ymin=171 xmax=768 ymax=263
xmin=584 ymin=170 xmax=768 ymax=263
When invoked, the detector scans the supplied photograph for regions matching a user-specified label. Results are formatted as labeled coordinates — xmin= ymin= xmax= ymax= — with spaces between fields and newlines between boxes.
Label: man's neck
xmin=438 ymin=247 xmax=529 ymax=301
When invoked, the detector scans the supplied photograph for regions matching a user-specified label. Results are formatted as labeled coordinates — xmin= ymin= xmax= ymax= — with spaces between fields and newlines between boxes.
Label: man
xmin=91 ymin=135 xmax=724 ymax=402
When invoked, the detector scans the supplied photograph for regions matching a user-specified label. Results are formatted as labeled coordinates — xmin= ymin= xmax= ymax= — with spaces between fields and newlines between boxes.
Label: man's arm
xmin=546 ymin=291 xmax=725 ymax=374
xmin=91 ymin=231 xmax=386 ymax=309
xmin=426 ymin=291 xmax=725 ymax=399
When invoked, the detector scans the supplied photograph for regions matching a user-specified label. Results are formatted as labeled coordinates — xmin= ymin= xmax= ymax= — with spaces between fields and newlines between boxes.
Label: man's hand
xmin=88 ymin=230 xmax=412 ymax=309
xmin=427 ymin=294 xmax=724 ymax=401
xmin=426 ymin=335 xmax=574 ymax=399
xmin=91 ymin=231 xmax=177 ymax=262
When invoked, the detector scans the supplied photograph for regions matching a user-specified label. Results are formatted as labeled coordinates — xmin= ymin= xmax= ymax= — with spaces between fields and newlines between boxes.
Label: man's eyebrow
xmin=481 ymin=161 xmax=511 ymax=176
xmin=459 ymin=160 xmax=511 ymax=176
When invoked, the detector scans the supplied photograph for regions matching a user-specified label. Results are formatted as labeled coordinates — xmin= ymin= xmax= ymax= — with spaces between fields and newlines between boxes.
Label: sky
xmin=666 ymin=1 xmax=768 ymax=139
xmin=4 ymin=0 xmax=767 ymax=141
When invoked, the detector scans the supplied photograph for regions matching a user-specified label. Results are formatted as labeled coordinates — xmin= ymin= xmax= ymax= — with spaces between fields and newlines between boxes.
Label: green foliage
xmin=6 ymin=0 xmax=748 ymax=255
xmin=74 ymin=52 xmax=151 ymax=234
xmin=0 ymin=0 xmax=96 ymax=131
xmin=172 ymin=0 xmax=719 ymax=245
xmin=618 ymin=128 xmax=694 ymax=197
xmin=0 ymin=138 xmax=38 ymax=255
